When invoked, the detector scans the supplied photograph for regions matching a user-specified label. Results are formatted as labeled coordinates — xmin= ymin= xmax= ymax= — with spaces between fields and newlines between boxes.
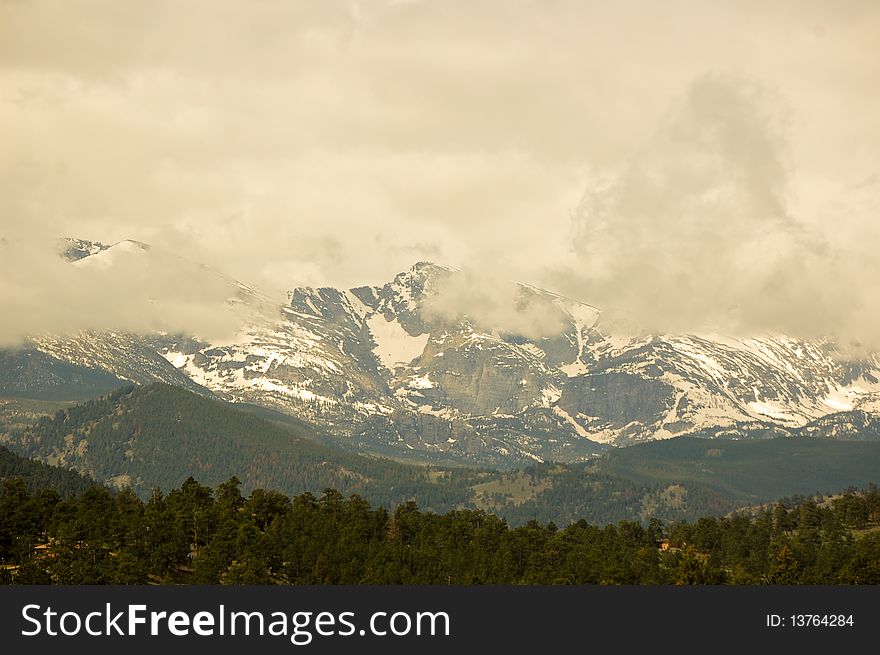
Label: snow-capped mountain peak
xmin=13 ymin=242 xmax=880 ymax=467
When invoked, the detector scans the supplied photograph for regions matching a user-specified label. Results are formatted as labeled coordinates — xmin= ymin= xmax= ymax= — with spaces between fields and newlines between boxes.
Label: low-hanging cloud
xmin=420 ymin=268 xmax=568 ymax=340
xmin=0 ymin=236 xmax=248 ymax=348
xmin=563 ymin=74 xmax=880 ymax=350
xmin=1 ymin=2 xmax=879 ymax=349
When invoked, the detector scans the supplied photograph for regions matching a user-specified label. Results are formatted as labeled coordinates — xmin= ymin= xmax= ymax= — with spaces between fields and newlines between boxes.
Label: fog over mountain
xmin=3 ymin=240 xmax=878 ymax=468
xmin=0 ymin=236 xmax=247 ymax=347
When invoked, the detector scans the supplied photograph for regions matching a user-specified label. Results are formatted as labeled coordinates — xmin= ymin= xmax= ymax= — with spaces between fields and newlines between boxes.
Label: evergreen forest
xmin=2 ymin=474 xmax=879 ymax=585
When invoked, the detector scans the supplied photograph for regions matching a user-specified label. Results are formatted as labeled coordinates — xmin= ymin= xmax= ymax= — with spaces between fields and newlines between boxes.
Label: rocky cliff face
xmin=9 ymin=240 xmax=880 ymax=467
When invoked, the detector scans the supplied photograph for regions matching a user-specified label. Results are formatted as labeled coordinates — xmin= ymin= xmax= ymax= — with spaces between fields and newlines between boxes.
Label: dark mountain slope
xmin=7 ymin=383 xmax=476 ymax=510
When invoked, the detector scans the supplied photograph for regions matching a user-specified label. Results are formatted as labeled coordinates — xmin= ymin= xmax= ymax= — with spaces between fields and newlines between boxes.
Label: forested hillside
xmin=0 ymin=445 xmax=98 ymax=497
xmin=6 ymin=384 xmax=880 ymax=527
xmin=7 ymin=384 xmax=477 ymax=511
xmin=2 ymin=476 xmax=879 ymax=585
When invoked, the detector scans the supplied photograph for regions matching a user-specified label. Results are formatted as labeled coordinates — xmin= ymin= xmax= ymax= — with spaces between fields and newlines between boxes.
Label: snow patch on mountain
xmin=553 ymin=406 xmax=592 ymax=439
xmin=748 ymin=400 xmax=800 ymax=423
xmin=407 ymin=374 xmax=434 ymax=390
xmin=560 ymin=359 xmax=588 ymax=377
xmin=823 ymin=390 xmax=855 ymax=412
xmin=541 ymin=384 xmax=562 ymax=406
xmin=72 ymin=240 xmax=150 ymax=270
xmin=343 ymin=290 xmax=372 ymax=322
xmin=367 ymin=314 xmax=429 ymax=370
xmin=518 ymin=343 xmax=546 ymax=360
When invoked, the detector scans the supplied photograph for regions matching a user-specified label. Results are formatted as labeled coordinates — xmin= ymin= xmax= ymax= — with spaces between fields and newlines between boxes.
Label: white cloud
xmin=561 ymin=74 xmax=880 ymax=348
xmin=0 ymin=1 xmax=878 ymax=345
xmin=0 ymin=236 xmax=247 ymax=347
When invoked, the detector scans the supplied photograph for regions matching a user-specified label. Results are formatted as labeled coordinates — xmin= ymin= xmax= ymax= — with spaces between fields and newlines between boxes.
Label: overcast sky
xmin=1 ymin=1 xmax=879 ymax=346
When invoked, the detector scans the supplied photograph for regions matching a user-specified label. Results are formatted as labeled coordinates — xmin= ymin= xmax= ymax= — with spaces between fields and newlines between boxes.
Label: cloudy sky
xmin=1 ymin=0 xmax=879 ymax=345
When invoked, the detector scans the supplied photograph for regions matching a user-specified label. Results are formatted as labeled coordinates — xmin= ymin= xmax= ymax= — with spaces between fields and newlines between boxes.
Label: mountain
xmin=0 ymin=348 xmax=126 ymax=401
xmin=148 ymin=256 xmax=880 ymax=463
xmin=2 ymin=383 xmax=477 ymax=510
xmin=0 ymin=444 xmax=99 ymax=498
xmin=6 ymin=238 xmax=880 ymax=467
xmin=598 ymin=436 xmax=880 ymax=505
xmin=58 ymin=237 xmax=110 ymax=262
xmin=6 ymin=384 xmax=880 ymax=528
xmin=148 ymin=261 xmax=614 ymax=467
xmin=484 ymin=435 xmax=880 ymax=526
xmin=4 ymin=332 xmax=212 ymax=399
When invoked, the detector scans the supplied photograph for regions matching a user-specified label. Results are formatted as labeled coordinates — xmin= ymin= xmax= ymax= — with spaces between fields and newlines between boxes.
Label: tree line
xmin=2 ymin=475 xmax=880 ymax=585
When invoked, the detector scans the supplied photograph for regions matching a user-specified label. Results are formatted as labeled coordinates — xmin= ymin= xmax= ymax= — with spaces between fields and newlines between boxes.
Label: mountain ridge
xmin=4 ymin=238 xmax=880 ymax=467
xmin=4 ymin=383 xmax=880 ymax=528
